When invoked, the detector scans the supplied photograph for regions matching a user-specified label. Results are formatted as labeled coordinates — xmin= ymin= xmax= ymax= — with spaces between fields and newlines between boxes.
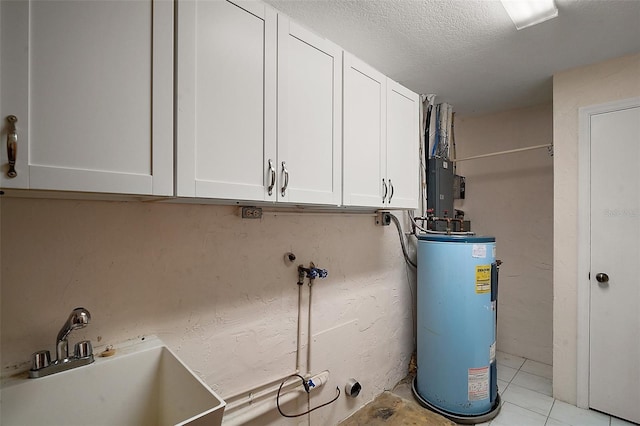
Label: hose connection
xmin=298 ymin=262 xmax=328 ymax=283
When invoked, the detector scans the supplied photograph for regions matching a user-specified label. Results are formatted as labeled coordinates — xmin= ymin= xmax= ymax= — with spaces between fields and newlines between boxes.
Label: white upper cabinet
xmin=0 ymin=0 xmax=173 ymax=195
xmin=176 ymin=0 xmax=277 ymax=201
xmin=343 ymin=53 xmax=387 ymax=207
xmin=177 ymin=4 xmax=341 ymax=205
xmin=277 ymin=16 xmax=342 ymax=205
xmin=343 ymin=54 xmax=419 ymax=209
xmin=386 ymin=81 xmax=419 ymax=209
xmin=1 ymin=0 xmax=414 ymax=206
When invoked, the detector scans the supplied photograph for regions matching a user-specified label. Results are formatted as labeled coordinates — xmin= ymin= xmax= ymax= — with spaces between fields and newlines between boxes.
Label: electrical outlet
xmin=375 ymin=211 xmax=392 ymax=226
xmin=241 ymin=206 xmax=263 ymax=219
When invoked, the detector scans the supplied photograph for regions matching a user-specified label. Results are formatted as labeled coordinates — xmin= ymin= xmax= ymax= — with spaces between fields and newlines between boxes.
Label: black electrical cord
xmin=276 ymin=374 xmax=341 ymax=418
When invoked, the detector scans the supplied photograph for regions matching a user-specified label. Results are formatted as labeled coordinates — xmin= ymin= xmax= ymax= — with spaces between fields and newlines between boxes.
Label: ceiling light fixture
xmin=500 ymin=0 xmax=558 ymax=30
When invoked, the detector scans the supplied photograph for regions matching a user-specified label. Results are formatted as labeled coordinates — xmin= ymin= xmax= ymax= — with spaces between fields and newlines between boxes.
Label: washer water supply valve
xmin=297 ymin=262 xmax=328 ymax=284
xmin=306 ymin=267 xmax=328 ymax=280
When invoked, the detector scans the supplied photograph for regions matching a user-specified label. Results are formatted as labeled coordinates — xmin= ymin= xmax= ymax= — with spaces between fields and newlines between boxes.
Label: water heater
xmin=412 ymin=234 xmax=501 ymax=424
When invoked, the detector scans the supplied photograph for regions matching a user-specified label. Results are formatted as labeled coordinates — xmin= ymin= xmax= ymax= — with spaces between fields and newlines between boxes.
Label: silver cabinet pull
xmin=388 ymin=179 xmax=394 ymax=203
xmin=267 ymin=159 xmax=276 ymax=195
xmin=382 ymin=178 xmax=388 ymax=203
xmin=6 ymin=115 xmax=17 ymax=178
xmin=281 ymin=161 xmax=289 ymax=197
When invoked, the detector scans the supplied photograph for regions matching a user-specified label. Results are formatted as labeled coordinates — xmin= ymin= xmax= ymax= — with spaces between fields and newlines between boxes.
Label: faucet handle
xmin=308 ymin=267 xmax=328 ymax=279
xmin=74 ymin=340 xmax=93 ymax=359
xmin=31 ymin=350 xmax=51 ymax=370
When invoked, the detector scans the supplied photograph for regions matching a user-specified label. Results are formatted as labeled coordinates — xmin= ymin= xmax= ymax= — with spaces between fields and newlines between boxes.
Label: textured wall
xmin=454 ymin=103 xmax=554 ymax=364
xmin=0 ymin=197 xmax=414 ymax=425
xmin=552 ymin=52 xmax=640 ymax=405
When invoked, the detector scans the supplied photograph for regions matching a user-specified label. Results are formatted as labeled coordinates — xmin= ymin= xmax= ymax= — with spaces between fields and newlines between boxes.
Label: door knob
xmin=595 ymin=273 xmax=609 ymax=283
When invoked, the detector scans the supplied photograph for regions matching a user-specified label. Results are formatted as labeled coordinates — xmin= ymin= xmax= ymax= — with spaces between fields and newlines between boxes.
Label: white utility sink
xmin=0 ymin=336 xmax=225 ymax=426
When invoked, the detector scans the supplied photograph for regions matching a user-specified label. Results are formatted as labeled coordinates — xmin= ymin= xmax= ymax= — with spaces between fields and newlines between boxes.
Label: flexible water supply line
xmin=389 ymin=212 xmax=418 ymax=269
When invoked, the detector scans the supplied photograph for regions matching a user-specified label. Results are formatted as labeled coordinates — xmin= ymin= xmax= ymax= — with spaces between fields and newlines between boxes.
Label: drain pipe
xmin=297 ymin=265 xmax=305 ymax=373
xmin=307 ymin=273 xmax=314 ymax=376
xmin=223 ymin=371 xmax=300 ymax=406
xmin=223 ymin=371 xmax=330 ymax=426
xmin=299 ymin=262 xmax=328 ymax=375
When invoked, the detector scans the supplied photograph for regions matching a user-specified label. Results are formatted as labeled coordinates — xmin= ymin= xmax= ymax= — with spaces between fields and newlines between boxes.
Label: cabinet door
xmin=386 ymin=81 xmax=419 ymax=209
xmin=277 ymin=16 xmax=342 ymax=205
xmin=342 ymin=53 xmax=387 ymax=207
xmin=0 ymin=0 xmax=173 ymax=195
xmin=176 ymin=0 xmax=277 ymax=201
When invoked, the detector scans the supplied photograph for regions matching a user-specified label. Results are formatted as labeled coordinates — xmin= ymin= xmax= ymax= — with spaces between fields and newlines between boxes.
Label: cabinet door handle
xmin=6 ymin=115 xmax=18 ymax=178
xmin=267 ymin=159 xmax=276 ymax=196
xmin=382 ymin=178 xmax=388 ymax=203
xmin=388 ymin=179 xmax=394 ymax=203
xmin=281 ymin=161 xmax=289 ymax=197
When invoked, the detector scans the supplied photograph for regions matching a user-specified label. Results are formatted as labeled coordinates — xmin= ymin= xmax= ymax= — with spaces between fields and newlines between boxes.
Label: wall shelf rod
xmin=451 ymin=143 xmax=553 ymax=162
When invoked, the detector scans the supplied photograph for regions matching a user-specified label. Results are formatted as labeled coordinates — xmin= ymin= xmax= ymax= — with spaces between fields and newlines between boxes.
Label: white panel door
xmin=176 ymin=0 xmax=276 ymax=201
xmin=386 ymin=81 xmax=419 ymax=209
xmin=589 ymin=105 xmax=640 ymax=424
xmin=0 ymin=0 xmax=173 ymax=195
xmin=277 ymin=17 xmax=342 ymax=205
xmin=342 ymin=53 xmax=386 ymax=208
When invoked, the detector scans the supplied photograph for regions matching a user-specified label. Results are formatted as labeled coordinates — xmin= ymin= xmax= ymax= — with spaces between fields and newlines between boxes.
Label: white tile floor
xmin=474 ymin=351 xmax=638 ymax=426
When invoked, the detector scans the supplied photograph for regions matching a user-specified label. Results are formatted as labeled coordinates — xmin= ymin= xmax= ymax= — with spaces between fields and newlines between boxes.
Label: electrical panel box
xmin=427 ymin=157 xmax=454 ymax=231
xmin=453 ymin=175 xmax=466 ymax=199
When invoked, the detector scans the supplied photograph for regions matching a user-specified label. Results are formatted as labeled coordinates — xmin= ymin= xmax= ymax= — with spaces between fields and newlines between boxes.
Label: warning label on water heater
xmin=472 ymin=244 xmax=487 ymax=258
xmin=468 ymin=367 xmax=489 ymax=401
xmin=475 ymin=265 xmax=491 ymax=294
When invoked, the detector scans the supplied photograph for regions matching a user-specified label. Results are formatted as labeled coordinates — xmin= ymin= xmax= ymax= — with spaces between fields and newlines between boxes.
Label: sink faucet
xmin=56 ymin=307 xmax=91 ymax=362
xmin=29 ymin=307 xmax=95 ymax=378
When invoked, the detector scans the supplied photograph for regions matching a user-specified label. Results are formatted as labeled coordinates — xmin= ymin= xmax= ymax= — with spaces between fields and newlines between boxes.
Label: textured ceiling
xmin=264 ymin=0 xmax=640 ymax=116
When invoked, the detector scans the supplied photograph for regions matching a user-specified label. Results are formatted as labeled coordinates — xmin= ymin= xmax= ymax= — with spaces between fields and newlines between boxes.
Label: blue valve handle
xmin=301 ymin=267 xmax=328 ymax=279
xmin=308 ymin=268 xmax=328 ymax=279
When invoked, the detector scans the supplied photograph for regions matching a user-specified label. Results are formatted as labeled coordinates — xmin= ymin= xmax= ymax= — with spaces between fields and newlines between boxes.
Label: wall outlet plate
xmin=376 ymin=211 xmax=392 ymax=226
xmin=241 ymin=207 xmax=263 ymax=219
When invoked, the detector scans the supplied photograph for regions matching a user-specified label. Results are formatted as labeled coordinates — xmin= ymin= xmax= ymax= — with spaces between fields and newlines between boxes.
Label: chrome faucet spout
xmin=29 ymin=307 xmax=94 ymax=378
xmin=55 ymin=307 xmax=91 ymax=362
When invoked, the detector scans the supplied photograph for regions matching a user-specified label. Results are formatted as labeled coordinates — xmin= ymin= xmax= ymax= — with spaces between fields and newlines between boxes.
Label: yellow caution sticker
xmin=475 ymin=265 xmax=491 ymax=294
